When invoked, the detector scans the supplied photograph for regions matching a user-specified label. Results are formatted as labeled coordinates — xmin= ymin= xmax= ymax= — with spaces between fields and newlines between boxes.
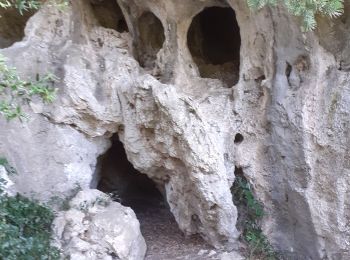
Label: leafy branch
xmin=247 ymin=0 xmax=344 ymax=31
xmin=0 ymin=54 xmax=58 ymax=120
xmin=0 ymin=0 xmax=68 ymax=14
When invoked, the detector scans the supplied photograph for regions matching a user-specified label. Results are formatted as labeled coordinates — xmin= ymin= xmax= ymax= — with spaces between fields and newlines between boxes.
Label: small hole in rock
xmin=187 ymin=6 xmax=241 ymax=87
xmin=136 ymin=12 xmax=165 ymax=69
xmin=90 ymin=0 xmax=129 ymax=33
xmin=0 ymin=8 xmax=35 ymax=48
xmin=234 ymin=133 xmax=244 ymax=144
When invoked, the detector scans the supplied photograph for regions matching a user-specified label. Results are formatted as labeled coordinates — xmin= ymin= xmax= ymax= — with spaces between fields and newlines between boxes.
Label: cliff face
xmin=0 ymin=0 xmax=349 ymax=258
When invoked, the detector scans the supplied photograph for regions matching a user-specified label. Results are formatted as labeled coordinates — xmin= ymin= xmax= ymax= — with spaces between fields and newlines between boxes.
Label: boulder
xmin=52 ymin=189 xmax=146 ymax=260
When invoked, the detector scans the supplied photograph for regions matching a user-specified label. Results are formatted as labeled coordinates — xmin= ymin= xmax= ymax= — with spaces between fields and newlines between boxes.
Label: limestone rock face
xmin=0 ymin=0 xmax=349 ymax=258
xmin=0 ymin=0 xmax=240 ymax=249
xmin=52 ymin=189 xmax=146 ymax=260
xmin=0 ymin=114 xmax=109 ymax=202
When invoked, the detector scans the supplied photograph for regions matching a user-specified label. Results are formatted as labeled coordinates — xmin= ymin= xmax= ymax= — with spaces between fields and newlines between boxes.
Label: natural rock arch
xmin=187 ymin=6 xmax=241 ymax=87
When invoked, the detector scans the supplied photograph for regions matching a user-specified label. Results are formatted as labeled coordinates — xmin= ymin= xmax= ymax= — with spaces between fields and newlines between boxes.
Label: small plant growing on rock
xmin=0 ymin=54 xmax=58 ymax=120
xmin=77 ymin=194 xmax=111 ymax=212
xmin=231 ymin=171 xmax=278 ymax=259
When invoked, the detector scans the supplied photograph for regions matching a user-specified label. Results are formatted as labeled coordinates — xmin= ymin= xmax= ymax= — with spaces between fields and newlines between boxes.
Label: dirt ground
xmin=124 ymin=195 xmax=224 ymax=260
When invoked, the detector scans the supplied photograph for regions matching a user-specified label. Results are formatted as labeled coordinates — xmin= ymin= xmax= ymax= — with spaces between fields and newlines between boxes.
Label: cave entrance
xmin=94 ymin=135 xmax=214 ymax=258
xmin=0 ymin=8 xmax=35 ymax=48
xmin=187 ymin=6 xmax=241 ymax=87
xmin=96 ymin=135 xmax=163 ymax=212
xmin=90 ymin=0 xmax=128 ymax=33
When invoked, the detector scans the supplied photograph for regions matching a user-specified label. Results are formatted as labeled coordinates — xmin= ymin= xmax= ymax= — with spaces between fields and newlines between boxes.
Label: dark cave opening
xmin=0 ymin=8 xmax=35 ymax=48
xmin=136 ymin=12 xmax=165 ymax=69
xmin=187 ymin=6 xmax=241 ymax=87
xmin=90 ymin=0 xmax=129 ymax=33
xmin=95 ymin=135 xmax=163 ymax=212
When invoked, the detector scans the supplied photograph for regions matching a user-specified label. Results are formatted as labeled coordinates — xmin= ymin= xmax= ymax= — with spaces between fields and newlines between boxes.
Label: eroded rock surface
xmin=0 ymin=0 xmax=349 ymax=259
xmin=52 ymin=189 xmax=146 ymax=260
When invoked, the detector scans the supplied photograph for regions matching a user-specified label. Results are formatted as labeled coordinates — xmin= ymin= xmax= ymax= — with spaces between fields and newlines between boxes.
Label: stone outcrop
xmin=0 ymin=0 xmax=349 ymax=258
xmin=52 ymin=189 xmax=146 ymax=260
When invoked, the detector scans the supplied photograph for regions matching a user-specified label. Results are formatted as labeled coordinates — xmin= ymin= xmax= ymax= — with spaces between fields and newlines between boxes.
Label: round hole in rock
xmin=94 ymin=135 xmax=215 ymax=258
xmin=0 ymin=8 xmax=35 ymax=48
xmin=90 ymin=0 xmax=129 ymax=33
xmin=136 ymin=12 xmax=165 ymax=68
xmin=234 ymin=133 xmax=244 ymax=144
xmin=187 ymin=6 xmax=241 ymax=87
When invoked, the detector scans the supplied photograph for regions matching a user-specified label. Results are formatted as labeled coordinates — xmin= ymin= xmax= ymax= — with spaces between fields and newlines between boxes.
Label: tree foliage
xmin=0 ymin=0 xmax=68 ymax=14
xmin=247 ymin=0 xmax=344 ymax=31
xmin=0 ymin=0 xmax=40 ymax=13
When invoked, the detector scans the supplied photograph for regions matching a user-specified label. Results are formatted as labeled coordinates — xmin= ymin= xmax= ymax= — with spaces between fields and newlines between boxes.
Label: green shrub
xmin=231 ymin=173 xmax=278 ymax=259
xmin=0 ymin=194 xmax=60 ymax=260
xmin=0 ymin=159 xmax=60 ymax=260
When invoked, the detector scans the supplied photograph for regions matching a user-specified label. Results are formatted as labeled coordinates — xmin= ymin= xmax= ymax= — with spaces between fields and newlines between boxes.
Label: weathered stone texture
xmin=52 ymin=189 xmax=146 ymax=260
xmin=0 ymin=0 xmax=349 ymax=258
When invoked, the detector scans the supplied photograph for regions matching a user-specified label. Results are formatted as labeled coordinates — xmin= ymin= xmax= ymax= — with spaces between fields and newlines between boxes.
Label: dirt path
xmin=124 ymin=196 xmax=224 ymax=260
